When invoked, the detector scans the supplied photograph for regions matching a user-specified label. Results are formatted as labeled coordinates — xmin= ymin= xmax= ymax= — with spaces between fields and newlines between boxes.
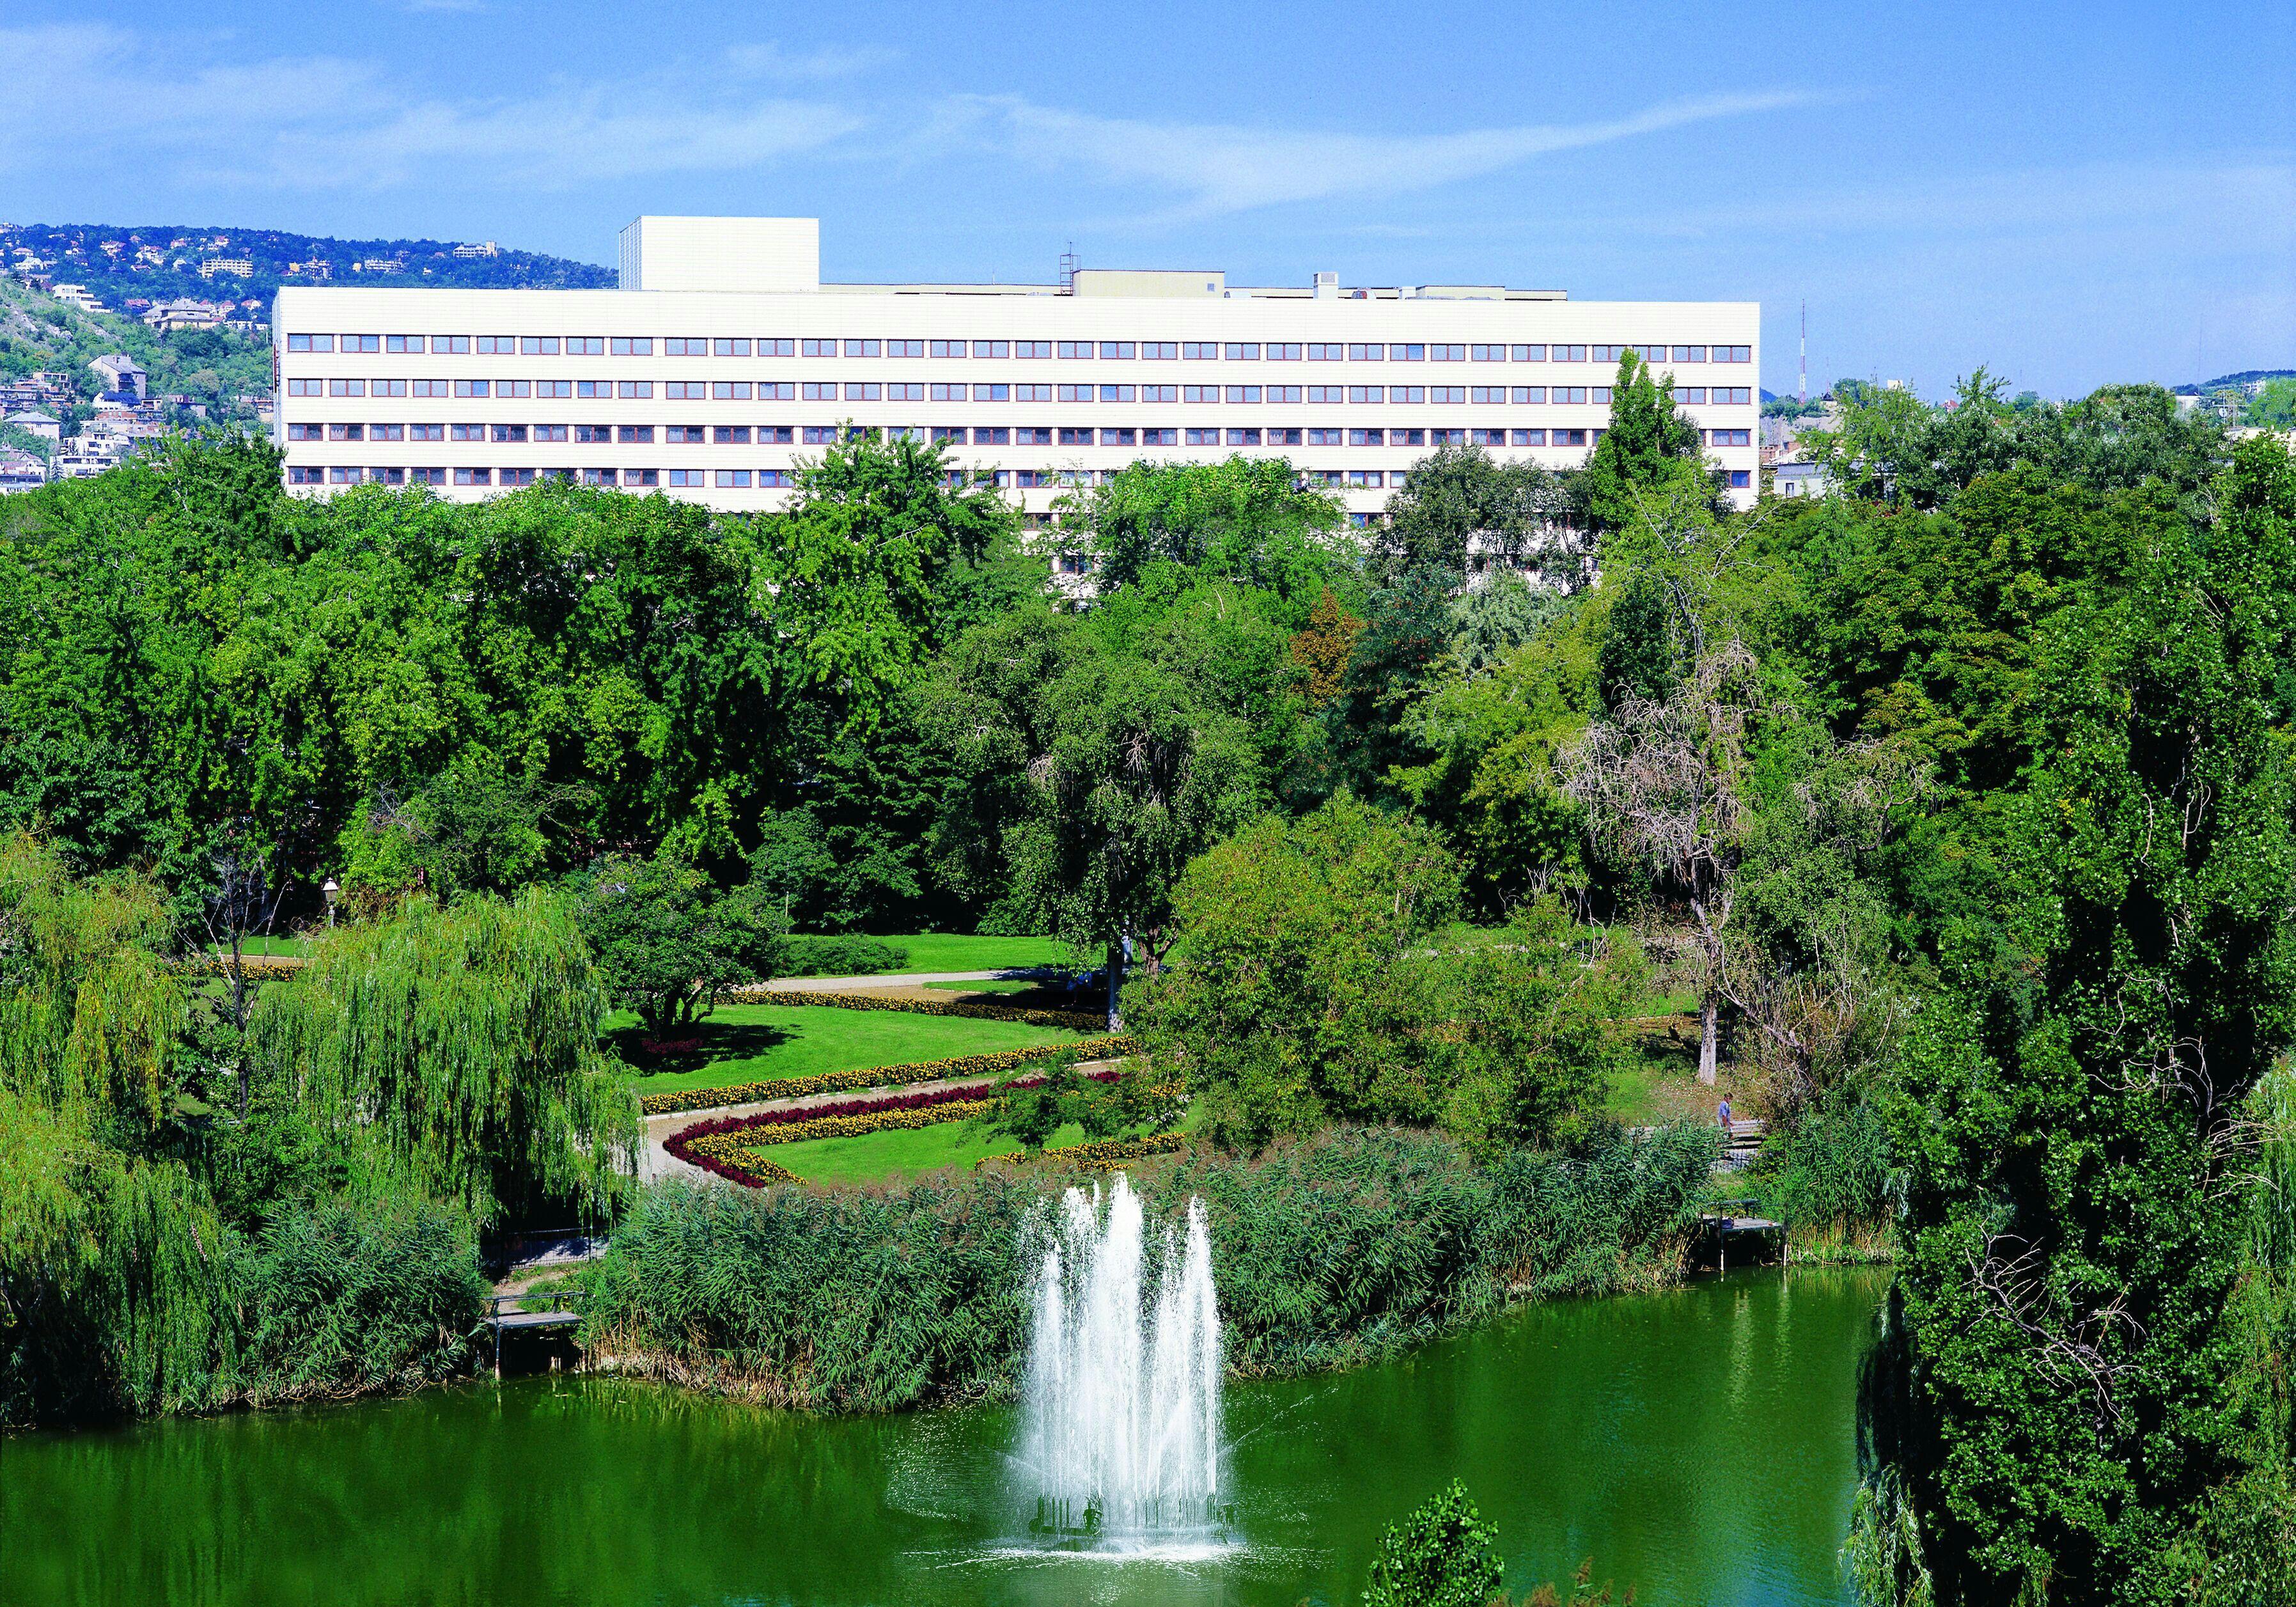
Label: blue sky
xmin=4 ymin=2 xmax=2290 ymax=398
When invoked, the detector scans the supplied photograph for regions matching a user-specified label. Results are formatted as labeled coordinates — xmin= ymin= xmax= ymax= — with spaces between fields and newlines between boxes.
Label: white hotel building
xmin=272 ymin=216 xmax=1760 ymax=525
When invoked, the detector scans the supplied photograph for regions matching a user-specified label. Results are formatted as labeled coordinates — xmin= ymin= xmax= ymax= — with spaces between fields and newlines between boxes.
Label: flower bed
xmin=978 ymin=1132 xmax=1191 ymax=1173
xmin=638 ymin=1035 xmax=1137 ymax=1115
xmin=724 ymin=987 xmax=1105 ymax=1031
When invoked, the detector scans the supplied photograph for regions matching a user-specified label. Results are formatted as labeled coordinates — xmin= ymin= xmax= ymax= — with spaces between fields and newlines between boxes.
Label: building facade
xmin=272 ymin=217 xmax=1760 ymax=524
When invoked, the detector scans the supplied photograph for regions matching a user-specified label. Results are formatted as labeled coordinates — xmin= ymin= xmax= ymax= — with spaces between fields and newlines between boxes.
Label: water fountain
xmin=1016 ymin=1173 xmax=1228 ymax=1551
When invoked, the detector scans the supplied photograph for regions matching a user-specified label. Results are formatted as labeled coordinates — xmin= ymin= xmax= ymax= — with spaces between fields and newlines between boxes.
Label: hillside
xmin=0 ymin=277 xmax=271 ymax=435
xmin=1 ymin=223 xmax=613 ymax=317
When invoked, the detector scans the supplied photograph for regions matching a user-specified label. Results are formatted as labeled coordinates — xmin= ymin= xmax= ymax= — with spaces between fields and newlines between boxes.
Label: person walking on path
xmin=1717 ymin=1095 xmax=1733 ymax=1131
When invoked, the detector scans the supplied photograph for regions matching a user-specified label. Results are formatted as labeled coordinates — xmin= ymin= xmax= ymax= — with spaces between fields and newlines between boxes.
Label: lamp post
xmin=322 ymin=877 xmax=339 ymax=928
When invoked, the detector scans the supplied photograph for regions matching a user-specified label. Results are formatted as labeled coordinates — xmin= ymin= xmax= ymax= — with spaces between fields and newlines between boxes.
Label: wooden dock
xmin=481 ymin=1290 xmax=588 ymax=1375
xmin=1699 ymin=1198 xmax=1784 ymax=1273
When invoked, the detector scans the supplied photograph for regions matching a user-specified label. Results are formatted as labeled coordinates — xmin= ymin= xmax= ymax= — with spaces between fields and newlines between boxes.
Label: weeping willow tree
xmin=252 ymin=890 xmax=639 ymax=1223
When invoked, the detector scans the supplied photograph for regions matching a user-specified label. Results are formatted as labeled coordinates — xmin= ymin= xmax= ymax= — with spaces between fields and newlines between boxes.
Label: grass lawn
xmin=769 ymin=1118 xmax=1091 ymax=1186
xmin=859 ymin=934 xmax=1078 ymax=974
xmin=613 ymin=1002 xmax=1095 ymax=1099
xmin=207 ymin=934 xmax=314 ymax=958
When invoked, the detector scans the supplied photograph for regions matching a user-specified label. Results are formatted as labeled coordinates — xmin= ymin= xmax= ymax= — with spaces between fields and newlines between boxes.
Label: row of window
xmin=286 ymin=376 xmax=1755 ymax=407
xmin=290 ymin=419 xmax=1763 ymax=450
xmin=286 ymin=333 xmax=1756 ymax=364
xmin=289 ymin=461 xmax=1760 ymax=493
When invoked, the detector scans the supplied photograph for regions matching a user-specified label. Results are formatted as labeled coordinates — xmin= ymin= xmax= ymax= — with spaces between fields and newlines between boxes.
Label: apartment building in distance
xmin=272 ymin=216 xmax=1760 ymax=524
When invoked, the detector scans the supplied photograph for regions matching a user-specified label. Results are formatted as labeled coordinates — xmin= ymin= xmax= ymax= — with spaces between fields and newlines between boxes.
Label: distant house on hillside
xmin=144 ymin=299 xmax=223 ymax=332
xmin=0 ymin=452 xmax=47 ymax=494
xmin=1773 ymin=460 xmax=1834 ymax=500
xmin=452 ymin=241 xmax=501 ymax=259
xmin=89 ymin=353 xmax=147 ymax=400
xmin=4 ymin=409 xmax=61 ymax=442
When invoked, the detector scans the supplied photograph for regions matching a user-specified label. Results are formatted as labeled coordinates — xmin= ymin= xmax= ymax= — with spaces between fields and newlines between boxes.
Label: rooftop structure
xmin=272 ymin=216 xmax=1760 ymax=521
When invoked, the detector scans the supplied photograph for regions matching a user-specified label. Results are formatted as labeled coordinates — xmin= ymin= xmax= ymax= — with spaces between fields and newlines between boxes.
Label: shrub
xmin=637 ymin=1037 xmax=1137 ymax=1115
xmin=1751 ymin=1088 xmax=1897 ymax=1259
xmin=783 ymin=936 xmax=911 ymax=976
xmin=1363 ymin=1480 xmax=1503 ymax=1607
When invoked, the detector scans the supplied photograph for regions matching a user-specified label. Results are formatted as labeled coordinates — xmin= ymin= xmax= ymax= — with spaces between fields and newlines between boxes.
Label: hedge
xmin=724 ymin=987 xmax=1105 ymax=1031
xmin=782 ymin=936 xmax=910 ymax=977
xmin=637 ymin=1035 xmax=1137 ymax=1115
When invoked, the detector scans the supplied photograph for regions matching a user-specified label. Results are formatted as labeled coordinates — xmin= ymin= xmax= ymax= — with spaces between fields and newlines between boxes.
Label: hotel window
xmin=1347 ymin=344 xmax=1384 ymax=361
xmin=972 ymin=340 xmax=1010 ymax=358
xmin=475 ymin=336 xmax=515 ymax=355
xmin=1308 ymin=470 xmax=1343 ymax=487
xmin=1471 ymin=388 xmax=1506 ymax=404
xmin=844 ymin=382 xmax=882 ymax=400
xmin=1708 ymin=428 xmax=1752 ymax=447
xmin=386 ymin=334 xmax=420 ymax=353
xmin=668 ymin=469 xmax=705 ymax=487
xmin=1672 ymin=345 xmax=1705 ymax=363
xmin=610 ymin=337 xmax=653 ymax=356
xmin=968 ymin=427 xmax=1005 ymax=445
xmin=707 ymin=425 xmax=748 ymax=444
xmin=1183 ymin=385 xmax=1217 ymax=404
xmin=1226 ymin=428 xmax=1261 ymax=446
xmin=1267 ymin=427 xmax=1303 ymax=445
xmin=618 ymin=381 xmax=653 ymax=398
xmin=1308 ymin=427 xmax=1344 ymax=446
xmin=974 ymin=384 xmax=1010 ymax=402
xmin=760 ymin=426 xmax=794 ymax=443
xmin=1141 ymin=427 xmax=1178 ymax=445
xmin=566 ymin=337 xmax=604 ymax=356
xmin=1225 ymin=344 xmax=1260 ymax=360
xmin=1184 ymin=427 xmax=1219 ymax=445
xmin=1347 ymin=428 xmax=1382 ymax=446
xmin=930 ymin=340 xmax=965 ymax=357
xmin=801 ymin=339 xmax=834 ymax=357
xmin=410 ymin=423 xmax=444 ymax=441
xmin=1591 ymin=387 xmax=1613 ymax=404
xmin=326 ymin=466 xmax=361 ymax=484
xmin=889 ymin=382 xmax=926 ymax=402
xmin=536 ymin=380 xmax=572 ymax=398
xmin=1430 ymin=345 xmax=1465 ymax=362
xmin=1016 ymin=384 xmax=1053 ymax=402
xmin=1307 ymin=386 xmax=1343 ymax=404
xmin=1393 ymin=386 xmax=1426 ymax=404
xmin=803 ymin=382 xmax=837 ymax=400
xmin=535 ymin=424 xmax=570 ymax=442
xmin=1224 ymin=386 xmax=1261 ymax=404
xmin=1675 ymin=387 xmax=1707 ymax=405
xmin=1015 ymin=341 xmax=1051 ymax=359
xmin=1100 ymin=384 xmax=1136 ymax=402
xmin=450 ymin=423 xmax=485 ymax=442
xmin=1552 ymin=345 xmax=1587 ymax=362
xmin=1347 ymin=386 xmax=1382 ymax=404
xmin=1181 ymin=343 xmax=1217 ymax=360
xmin=931 ymin=383 xmax=963 ymax=402
xmin=369 ymin=467 xmax=405 ymax=485
xmin=338 ymin=334 xmax=378 ymax=352
xmin=668 ymin=381 xmax=708 ymax=400
xmin=1715 ymin=346 xmax=1751 ymax=363
xmin=800 ymin=427 xmax=840 ymax=444
xmin=1391 ymin=344 xmax=1426 ymax=361
xmin=519 ymin=336 xmax=559 ymax=355
xmin=1307 ymin=344 xmax=1343 ymax=361
xmin=760 ymin=382 xmax=796 ymax=400
xmin=286 ymin=423 xmax=324 ymax=441
xmin=1393 ymin=428 xmax=1426 ymax=446
xmin=575 ymin=380 xmax=609 ymax=398
xmin=1715 ymin=387 xmax=1752 ymax=404
xmin=1431 ymin=387 xmax=1465 ymax=404
xmin=286 ymin=334 xmax=331 ymax=352
xmin=1628 ymin=345 xmax=1664 ymax=363
xmin=366 ymin=379 xmax=405 ymax=397
xmin=1590 ymin=345 xmax=1623 ymax=363
xmin=712 ymin=338 xmax=751 ymax=357
xmin=843 ymin=339 xmax=880 ymax=357
xmin=715 ymin=382 xmax=754 ymax=400
xmin=1058 ymin=384 xmax=1092 ymax=402
xmin=759 ymin=469 xmax=793 ymax=488
xmin=1513 ymin=428 xmax=1546 ymax=446
xmin=1512 ymin=345 xmax=1545 ymax=361
xmin=497 ymin=468 xmax=535 ymax=487
xmin=327 ymin=423 xmax=363 ymax=442
xmin=493 ymin=424 xmax=530 ymax=443
xmin=617 ymin=425 xmax=653 ymax=443
xmin=625 ymin=469 xmax=660 ymax=487
xmin=409 ymin=379 xmax=449 ymax=398
xmin=879 ymin=340 xmax=923 ymax=359
xmin=1554 ymin=387 xmax=1588 ymax=404
xmin=453 ymin=467 xmax=492 ymax=485
xmin=573 ymin=468 xmax=614 ymax=487
xmin=411 ymin=467 xmax=447 ymax=485
xmin=1470 ymin=345 xmax=1507 ymax=362
xmin=1265 ymin=385 xmax=1302 ymax=403
xmin=1553 ymin=428 xmax=1588 ymax=446
xmin=433 ymin=336 xmax=472 ymax=354
xmin=1431 ymin=428 xmax=1465 ymax=446
xmin=1471 ymin=428 xmax=1506 ymax=446
xmin=573 ymin=425 xmax=612 ymax=443
xmin=1017 ymin=427 xmax=1054 ymax=446
xmin=930 ymin=426 xmax=965 ymax=443
xmin=1084 ymin=427 xmax=1126 ymax=446
xmin=1348 ymin=470 xmax=1383 ymax=488
xmin=715 ymin=469 xmax=751 ymax=487
xmin=1728 ymin=469 xmax=1752 ymax=488
xmin=497 ymin=380 xmax=531 ymax=398
xmin=331 ymin=379 xmax=367 ymax=396
xmin=1143 ymin=385 xmax=1178 ymax=402
xmin=664 ymin=338 xmax=705 ymax=356
xmin=1265 ymin=343 xmax=1302 ymax=361
xmin=1059 ymin=427 xmax=1093 ymax=445
xmin=287 ymin=465 xmax=324 ymax=483
xmin=1141 ymin=341 xmax=1178 ymax=360
xmin=760 ymin=338 xmax=796 ymax=357
xmin=1514 ymin=386 xmax=1546 ymax=404
xmin=1090 ymin=341 xmax=1130 ymax=359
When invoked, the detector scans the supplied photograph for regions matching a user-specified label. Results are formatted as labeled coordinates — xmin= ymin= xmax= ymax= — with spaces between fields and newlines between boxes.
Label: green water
xmin=1 ymin=1267 xmax=1885 ymax=1606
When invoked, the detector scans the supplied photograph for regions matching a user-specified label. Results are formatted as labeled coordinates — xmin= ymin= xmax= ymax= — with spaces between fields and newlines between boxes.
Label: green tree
xmin=1363 ymin=1480 xmax=1504 ymax=1607
xmin=1378 ymin=442 xmax=1571 ymax=581
xmin=1579 ymin=350 xmax=1708 ymax=532
xmin=574 ymin=851 xmax=785 ymax=1040
xmin=2245 ymin=377 xmax=2296 ymax=430
xmin=1853 ymin=437 xmax=2296 ymax=1603
xmin=1066 ymin=455 xmax=1347 ymax=602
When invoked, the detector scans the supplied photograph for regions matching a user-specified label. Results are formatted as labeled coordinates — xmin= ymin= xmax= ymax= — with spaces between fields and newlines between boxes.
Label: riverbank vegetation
xmin=3 ymin=371 xmax=2295 ymax=1597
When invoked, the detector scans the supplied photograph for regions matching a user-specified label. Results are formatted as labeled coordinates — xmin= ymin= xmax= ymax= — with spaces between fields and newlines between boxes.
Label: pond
xmin=1 ymin=1266 xmax=1886 ymax=1607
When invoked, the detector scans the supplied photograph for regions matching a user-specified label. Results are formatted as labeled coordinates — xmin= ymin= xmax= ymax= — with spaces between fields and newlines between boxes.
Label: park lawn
xmin=613 ymin=1002 xmax=1095 ymax=1099
xmin=768 ymin=1119 xmax=1092 ymax=1187
xmin=864 ymin=934 xmax=1077 ymax=973
xmin=207 ymin=934 xmax=313 ymax=958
